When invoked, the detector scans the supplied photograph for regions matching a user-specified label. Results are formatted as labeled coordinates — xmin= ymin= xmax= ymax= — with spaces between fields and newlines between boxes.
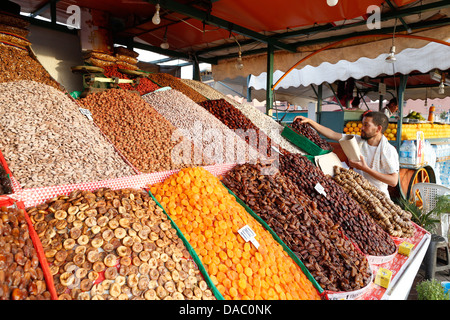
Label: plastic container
xmin=399 ymin=141 xmax=409 ymax=165
xmin=409 ymin=141 xmax=417 ymax=166
xmin=281 ymin=125 xmax=331 ymax=156
xmin=428 ymin=105 xmax=435 ymax=122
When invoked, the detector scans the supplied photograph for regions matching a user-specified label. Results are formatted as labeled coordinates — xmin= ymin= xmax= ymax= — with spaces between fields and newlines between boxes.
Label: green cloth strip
xmin=281 ymin=125 xmax=331 ymax=157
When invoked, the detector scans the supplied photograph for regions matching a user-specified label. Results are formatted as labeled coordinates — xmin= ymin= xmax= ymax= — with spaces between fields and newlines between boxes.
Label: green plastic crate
xmin=281 ymin=125 xmax=331 ymax=156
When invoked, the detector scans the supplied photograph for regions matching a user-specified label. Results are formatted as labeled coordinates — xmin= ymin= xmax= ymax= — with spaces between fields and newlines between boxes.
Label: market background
xmin=0 ymin=0 xmax=449 ymax=302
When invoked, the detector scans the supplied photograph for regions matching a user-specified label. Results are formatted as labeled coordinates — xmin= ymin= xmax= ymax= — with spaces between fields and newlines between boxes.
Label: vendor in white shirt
xmin=294 ymin=111 xmax=399 ymax=198
xmin=381 ymin=98 xmax=399 ymax=118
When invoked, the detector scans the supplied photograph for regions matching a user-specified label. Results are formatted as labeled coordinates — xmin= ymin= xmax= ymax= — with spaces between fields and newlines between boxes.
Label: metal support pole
xmin=317 ymin=84 xmax=323 ymax=123
xmin=192 ymin=58 xmax=200 ymax=81
xmin=50 ymin=0 xmax=57 ymax=26
xmin=266 ymin=45 xmax=274 ymax=115
xmin=247 ymin=75 xmax=252 ymax=102
xmin=396 ymin=74 xmax=408 ymax=151
xmin=379 ymin=78 xmax=385 ymax=111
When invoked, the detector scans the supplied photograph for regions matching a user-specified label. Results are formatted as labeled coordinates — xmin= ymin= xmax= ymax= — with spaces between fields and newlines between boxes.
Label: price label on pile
xmin=79 ymin=108 xmax=93 ymax=121
xmin=238 ymin=225 xmax=260 ymax=249
xmin=314 ymin=182 xmax=327 ymax=197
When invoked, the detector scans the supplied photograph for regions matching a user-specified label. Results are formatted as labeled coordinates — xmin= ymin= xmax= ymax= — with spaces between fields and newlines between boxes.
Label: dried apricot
xmin=152 ymin=167 xmax=321 ymax=301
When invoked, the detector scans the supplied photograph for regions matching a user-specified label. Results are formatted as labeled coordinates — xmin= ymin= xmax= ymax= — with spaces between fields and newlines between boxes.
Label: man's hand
xmin=349 ymin=155 xmax=399 ymax=187
xmin=348 ymin=155 xmax=369 ymax=172
xmin=292 ymin=116 xmax=343 ymax=141
xmin=293 ymin=116 xmax=312 ymax=124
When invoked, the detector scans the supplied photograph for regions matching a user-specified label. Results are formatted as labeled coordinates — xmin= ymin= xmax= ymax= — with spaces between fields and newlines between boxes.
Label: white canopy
xmin=248 ymin=40 xmax=450 ymax=93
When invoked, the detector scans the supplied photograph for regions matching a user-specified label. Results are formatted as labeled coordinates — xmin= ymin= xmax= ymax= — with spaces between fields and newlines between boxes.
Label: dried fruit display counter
xmin=1 ymin=160 xmax=430 ymax=300
xmin=0 ymin=14 xmax=431 ymax=297
xmin=150 ymin=167 xmax=322 ymax=300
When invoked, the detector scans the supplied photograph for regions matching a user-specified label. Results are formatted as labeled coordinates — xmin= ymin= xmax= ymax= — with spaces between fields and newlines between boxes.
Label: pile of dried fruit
xmin=290 ymin=118 xmax=333 ymax=151
xmin=143 ymin=90 xmax=261 ymax=166
xmin=27 ymin=188 xmax=215 ymax=300
xmin=102 ymin=66 xmax=134 ymax=91
xmin=280 ymin=153 xmax=397 ymax=257
xmin=181 ymin=79 xmax=303 ymax=154
xmin=333 ymin=166 xmax=415 ymax=238
xmin=0 ymin=81 xmax=135 ymax=188
xmin=222 ymin=162 xmax=372 ymax=292
xmin=199 ymin=99 xmax=285 ymax=157
xmin=79 ymin=88 xmax=210 ymax=173
xmin=151 ymin=167 xmax=322 ymax=300
xmin=146 ymin=73 xmax=207 ymax=103
xmin=0 ymin=162 xmax=12 ymax=195
xmin=0 ymin=45 xmax=61 ymax=91
xmin=0 ymin=206 xmax=51 ymax=300
xmin=102 ymin=66 xmax=160 ymax=95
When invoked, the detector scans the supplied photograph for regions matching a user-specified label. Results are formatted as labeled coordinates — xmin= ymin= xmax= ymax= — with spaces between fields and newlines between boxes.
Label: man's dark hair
xmin=351 ymin=97 xmax=360 ymax=107
xmin=363 ymin=111 xmax=389 ymax=134
xmin=389 ymin=97 xmax=398 ymax=106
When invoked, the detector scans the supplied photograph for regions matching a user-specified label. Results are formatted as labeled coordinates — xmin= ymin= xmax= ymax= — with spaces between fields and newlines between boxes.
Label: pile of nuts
xmin=222 ymin=162 xmax=372 ymax=292
xmin=280 ymin=153 xmax=397 ymax=257
xmin=181 ymin=79 xmax=303 ymax=154
xmin=143 ymin=90 xmax=261 ymax=165
xmin=147 ymin=73 xmax=207 ymax=103
xmin=79 ymin=88 xmax=210 ymax=173
xmin=333 ymin=166 xmax=415 ymax=238
xmin=0 ymin=45 xmax=62 ymax=91
xmin=0 ymin=81 xmax=135 ymax=188
xmin=290 ymin=118 xmax=333 ymax=151
xmin=0 ymin=162 xmax=12 ymax=195
xmin=0 ymin=206 xmax=51 ymax=300
xmin=27 ymin=187 xmax=216 ymax=300
xmin=199 ymin=99 xmax=285 ymax=157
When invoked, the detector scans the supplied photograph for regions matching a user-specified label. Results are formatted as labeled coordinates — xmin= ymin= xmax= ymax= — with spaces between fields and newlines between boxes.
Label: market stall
xmin=248 ymin=37 xmax=450 ymax=199
xmin=1 ymin=0 xmax=449 ymax=302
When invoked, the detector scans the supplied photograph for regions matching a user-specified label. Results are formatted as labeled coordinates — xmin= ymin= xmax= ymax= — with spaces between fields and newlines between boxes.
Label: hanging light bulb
xmin=152 ymin=4 xmax=161 ymax=25
xmin=385 ymin=45 xmax=396 ymax=63
xmin=160 ymin=40 xmax=169 ymax=50
xmin=439 ymin=77 xmax=445 ymax=95
xmin=327 ymin=0 xmax=339 ymax=6
xmin=160 ymin=26 xmax=169 ymax=49
xmin=235 ymin=50 xmax=244 ymax=70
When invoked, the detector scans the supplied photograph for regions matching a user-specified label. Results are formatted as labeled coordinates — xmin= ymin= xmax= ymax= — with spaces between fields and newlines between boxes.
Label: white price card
xmin=314 ymin=182 xmax=327 ymax=197
xmin=79 ymin=108 xmax=93 ymax=121
xmin=238 ymin=225 xmax=260 ymax=249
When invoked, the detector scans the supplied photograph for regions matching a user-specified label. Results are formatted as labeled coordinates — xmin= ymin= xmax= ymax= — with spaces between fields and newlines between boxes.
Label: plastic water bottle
xmin=409 ymin=141 xmax=417 ymax=166
xmin=399 ymin=141 xmax=411 ymax=165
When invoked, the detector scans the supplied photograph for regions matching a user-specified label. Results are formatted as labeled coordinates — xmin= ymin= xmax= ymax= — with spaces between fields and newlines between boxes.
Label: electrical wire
xmin=391 ymin=18 xmax=398 ymax=98
xmin=272 ymin=34 xmax=450 ymax=90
